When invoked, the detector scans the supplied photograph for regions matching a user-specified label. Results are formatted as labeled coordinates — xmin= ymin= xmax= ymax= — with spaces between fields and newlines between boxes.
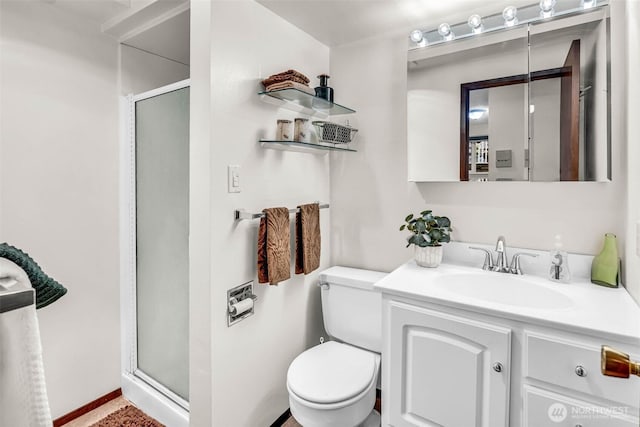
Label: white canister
xmin=276 ymin=119 xmax=292 ymax=141
xmin=294 ymin=118 xmax=310 ymax=143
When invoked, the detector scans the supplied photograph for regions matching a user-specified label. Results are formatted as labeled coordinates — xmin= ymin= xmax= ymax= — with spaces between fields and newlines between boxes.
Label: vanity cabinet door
xmin=386 ymin=300 xmax=511 ymax=427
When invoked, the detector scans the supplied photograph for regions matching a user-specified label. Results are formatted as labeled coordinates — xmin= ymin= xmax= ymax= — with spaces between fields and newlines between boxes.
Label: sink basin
xmin=433 ymin=274 xmax=574 ymax=310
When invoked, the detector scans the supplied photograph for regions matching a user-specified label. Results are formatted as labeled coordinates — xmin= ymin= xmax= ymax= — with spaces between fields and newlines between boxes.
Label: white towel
xmin=0 ymin=259 xmax=52 ymax=427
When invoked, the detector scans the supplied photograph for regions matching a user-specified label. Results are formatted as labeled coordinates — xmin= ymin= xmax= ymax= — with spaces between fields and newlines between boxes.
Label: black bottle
xmin=314 ymin=74 xmax=334 ymax=102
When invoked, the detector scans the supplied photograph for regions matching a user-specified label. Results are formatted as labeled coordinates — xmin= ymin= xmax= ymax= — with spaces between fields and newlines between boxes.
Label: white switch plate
xmin=228 ymin=165 xmax=240 ymax=193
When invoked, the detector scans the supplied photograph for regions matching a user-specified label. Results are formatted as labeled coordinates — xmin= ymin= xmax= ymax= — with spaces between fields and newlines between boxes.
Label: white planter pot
xmin=414 ymin=245 xmax=443 ymax=268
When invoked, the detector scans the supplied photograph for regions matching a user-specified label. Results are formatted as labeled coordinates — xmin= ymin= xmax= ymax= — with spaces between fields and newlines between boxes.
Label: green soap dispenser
xmin=591 ymin=233 xmax=620 ymax=288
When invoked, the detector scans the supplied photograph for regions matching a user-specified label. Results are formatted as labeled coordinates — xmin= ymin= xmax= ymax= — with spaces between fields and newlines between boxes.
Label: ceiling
xmin=43 ymin=0 xmax=541 ymax=65
xmin=257 ymin=0 xmax=536 ymax=47
xmin=43 ymin=0 xmax=190 ymax=65
xmin=124 ymin=10 xmax=190 ymax=65
xmin=41 ymin=0 xmax=131 ymax=24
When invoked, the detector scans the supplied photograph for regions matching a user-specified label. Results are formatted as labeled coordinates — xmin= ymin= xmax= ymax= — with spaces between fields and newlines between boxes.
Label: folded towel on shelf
xmin=262 ymin=69 xmax=310 ymax=86
xmin=265 ymin=81 xmax=316 ymax=95
xmin=295 ymin=203 xmax=321 ymax=275
xmin=262 ymin=75 xmax=310 ymax=87
xmin=0 ymin=243 xmax=67 ymax=309
xmin=257 ymin=207 xmax=291 ymax=285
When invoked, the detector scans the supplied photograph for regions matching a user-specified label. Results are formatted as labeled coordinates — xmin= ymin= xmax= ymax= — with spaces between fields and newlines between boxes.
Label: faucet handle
xmin=510 ymin=252 xmax=539 ymax=275
xmin=469 ymin=246 xmax=494 ymax=271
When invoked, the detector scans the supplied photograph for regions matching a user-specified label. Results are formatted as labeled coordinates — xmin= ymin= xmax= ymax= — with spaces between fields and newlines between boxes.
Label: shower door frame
xmin=120 ymin=79 xmax=190 ymax=427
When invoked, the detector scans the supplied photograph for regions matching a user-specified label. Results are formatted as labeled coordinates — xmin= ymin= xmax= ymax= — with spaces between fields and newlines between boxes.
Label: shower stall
xmin=120 ymin=80 xmax=190 ymax=427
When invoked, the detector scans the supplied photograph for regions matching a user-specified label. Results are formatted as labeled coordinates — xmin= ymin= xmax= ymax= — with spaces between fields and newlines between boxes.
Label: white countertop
xmin=375 ymin=260 xmax=640 ymax=345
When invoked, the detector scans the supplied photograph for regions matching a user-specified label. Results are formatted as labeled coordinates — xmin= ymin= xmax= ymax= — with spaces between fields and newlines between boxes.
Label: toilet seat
xmin=287 ymin=341 xmax=378 ymax=405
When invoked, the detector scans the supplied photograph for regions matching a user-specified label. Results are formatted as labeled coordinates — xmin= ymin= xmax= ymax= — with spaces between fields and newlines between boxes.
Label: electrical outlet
xmin=228 ymin=165 xmax=240 ymax=193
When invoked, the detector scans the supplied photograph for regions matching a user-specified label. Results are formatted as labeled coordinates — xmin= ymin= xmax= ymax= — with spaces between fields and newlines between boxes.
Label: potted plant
xmin=400 ymin=210 xmax=452 ymax=268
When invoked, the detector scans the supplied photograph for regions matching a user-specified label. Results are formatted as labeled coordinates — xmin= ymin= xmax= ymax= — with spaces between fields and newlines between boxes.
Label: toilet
xmin=286 ymin=266 xmax=387 ymax=427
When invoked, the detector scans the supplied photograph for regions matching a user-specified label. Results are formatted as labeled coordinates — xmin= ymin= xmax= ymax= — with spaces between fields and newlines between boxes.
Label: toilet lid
xmin=287 ymin=341 xmax=378 ymax=404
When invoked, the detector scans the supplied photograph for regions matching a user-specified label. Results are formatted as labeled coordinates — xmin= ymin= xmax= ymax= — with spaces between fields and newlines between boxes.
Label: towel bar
xmin=234 ymin=202 xmax=329 ymax=221
xmin=0 ymin=287 xmax=35 ymax=314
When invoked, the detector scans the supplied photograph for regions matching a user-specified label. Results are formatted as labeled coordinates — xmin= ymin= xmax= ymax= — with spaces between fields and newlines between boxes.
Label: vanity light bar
xmin=408 ymin=0 xmax=607 ymax=49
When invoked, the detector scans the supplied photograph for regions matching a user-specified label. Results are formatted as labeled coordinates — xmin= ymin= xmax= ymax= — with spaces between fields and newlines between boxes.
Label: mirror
xmin=407 ymin=6 xmax=610 ymax=182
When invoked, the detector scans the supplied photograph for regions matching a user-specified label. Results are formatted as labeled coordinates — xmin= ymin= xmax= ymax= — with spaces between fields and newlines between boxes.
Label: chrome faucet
xmin=494 ymin=236 xmax=509 ymax=273
xmin=469 ymin=236 xmax=538 ymax=275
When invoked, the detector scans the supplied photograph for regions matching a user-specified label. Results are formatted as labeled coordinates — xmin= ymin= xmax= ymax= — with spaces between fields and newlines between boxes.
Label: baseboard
xmin=270 ymin=408 xmax=292 ymax=427
xmin=53 ymin=388 xmax=122 ymax=427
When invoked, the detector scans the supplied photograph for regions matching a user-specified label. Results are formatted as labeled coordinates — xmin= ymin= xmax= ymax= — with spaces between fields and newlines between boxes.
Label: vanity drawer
xmin=525 ymin=332 xmax=640 ymax=408
xmin=524 ymin=386 xmax=639 ymax=427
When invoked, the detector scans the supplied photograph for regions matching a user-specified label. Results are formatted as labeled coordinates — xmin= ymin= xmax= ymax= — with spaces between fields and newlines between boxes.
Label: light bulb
xmin=467 ymin=14 xmax=483 ymax=34
xmin=409 ymin=29 xmax=424 ymax=43
xmin=438 ymin=23 xmax=454 ymax=41
xmin=502 ymin=6 xmax=518 ymax=27
xmin=581 ymin=0 xmax=596 ymax=8
xmin=539 ymin=0 xmax=556 ymax=18
xmin=468 ymin=108 xmax=487 ymax=120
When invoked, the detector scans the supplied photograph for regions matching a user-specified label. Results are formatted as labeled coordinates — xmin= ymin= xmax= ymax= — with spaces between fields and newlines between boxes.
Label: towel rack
xmin=0 ymin=287 xmax=35 ymax=314
xmin=234 ymin=203 xmax=329 ymax=221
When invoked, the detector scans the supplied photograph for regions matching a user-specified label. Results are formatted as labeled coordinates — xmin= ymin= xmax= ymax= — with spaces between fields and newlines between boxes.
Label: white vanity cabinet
xmin=523 ymin=332 xmax=640 ymax=427
xmin=384 ymin=300 xmax=511 ymax=427
xmin=381 ymin=295 xmax=640 ymax=427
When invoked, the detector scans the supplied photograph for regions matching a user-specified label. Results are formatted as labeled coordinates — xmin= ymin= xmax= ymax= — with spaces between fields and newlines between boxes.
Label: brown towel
xmin=262 ymin=75 xmax=310 ymax=87
xmin=295 ymin=203 xmax=321 ymax=275
xmin=257 ymin=207 xmax=291 ymax=285
xmin=265 ymin=81 xmax=316 ymax=95
xmin=262 ymin=69 xmax=310 ymax=85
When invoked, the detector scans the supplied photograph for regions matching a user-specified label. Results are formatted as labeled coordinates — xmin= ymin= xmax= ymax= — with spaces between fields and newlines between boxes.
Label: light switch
xmin=495 ymin=150 xmax=512 ymax=168
xmin=228 ymin=165 xmax=240 ymax=193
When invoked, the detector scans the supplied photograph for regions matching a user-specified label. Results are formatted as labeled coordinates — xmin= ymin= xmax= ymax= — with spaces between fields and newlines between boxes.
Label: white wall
xmin=624 ymin=0 xmax=640 ymax=303
xmin=189 ymin=2 xmax=332 ymax=426
xmin=330 ymin=1 xmax=631 ymax=306
xmin=188 ymin=2 xmax=213 ymax=425
xmin=120 ymin=44 xmax=189 ymax=95
xmin=530 ymin=79 xmax=561 ymax=181
xmin=487 ymin=84 xmax=527 ymax=181
xmin=0 ymin=1 xmax=120 ymax=418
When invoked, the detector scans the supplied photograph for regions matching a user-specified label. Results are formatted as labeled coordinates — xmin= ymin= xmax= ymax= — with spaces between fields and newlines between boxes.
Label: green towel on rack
xmin=0 ymin=243 xmax=67 ymax=309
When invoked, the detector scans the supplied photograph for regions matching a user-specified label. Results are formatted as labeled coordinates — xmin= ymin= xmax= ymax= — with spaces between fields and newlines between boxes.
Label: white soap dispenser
xmin=549 ymin=235 xmax=571 ymax=283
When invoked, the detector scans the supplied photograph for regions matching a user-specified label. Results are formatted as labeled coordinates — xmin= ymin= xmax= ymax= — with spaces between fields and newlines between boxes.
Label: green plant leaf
xmin=436 ymin=216 xmax=451 ymax=228
xmin=405 ymin=214 xmax=414 ymax=222
xmin=415 ymin=221 xmax=427 ymax=233
xmin=399 ymin=224 xmax=406 ymax=231
xmin=420 ymin=210 xmax=432 ymax=216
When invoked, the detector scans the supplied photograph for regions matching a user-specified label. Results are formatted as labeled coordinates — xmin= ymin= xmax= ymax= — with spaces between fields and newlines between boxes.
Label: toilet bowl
xmin=287 ymin=341 xmax=380 ymax=427
xmin=286 ymin=267 xmax=387 ymax=427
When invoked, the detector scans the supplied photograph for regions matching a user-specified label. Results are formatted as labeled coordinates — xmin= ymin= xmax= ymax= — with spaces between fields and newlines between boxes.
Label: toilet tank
xmin=319 ymin=266 xmax=388 ymax=353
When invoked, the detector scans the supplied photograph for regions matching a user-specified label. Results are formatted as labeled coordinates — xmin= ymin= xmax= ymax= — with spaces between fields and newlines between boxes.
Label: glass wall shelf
xmin=258 ymin=88 xmax=356 ymax=116
xmin=260 ymin=139 xmax=356 ymax=153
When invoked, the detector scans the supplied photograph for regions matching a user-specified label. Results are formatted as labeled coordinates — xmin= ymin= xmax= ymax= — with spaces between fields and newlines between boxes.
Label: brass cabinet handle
xmin=601 ymin=345 xmax=640 ymax=378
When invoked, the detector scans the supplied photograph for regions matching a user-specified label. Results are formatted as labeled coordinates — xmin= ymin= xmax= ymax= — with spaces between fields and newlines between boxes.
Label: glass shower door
xmin=135 ymin=86 xmax=189 ymax=403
